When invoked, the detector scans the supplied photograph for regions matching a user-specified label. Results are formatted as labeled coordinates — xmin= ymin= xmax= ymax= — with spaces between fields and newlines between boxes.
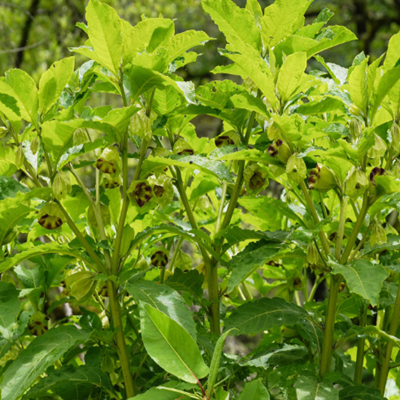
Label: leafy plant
xmin=1 ymin=0 xmax=400 ymax=399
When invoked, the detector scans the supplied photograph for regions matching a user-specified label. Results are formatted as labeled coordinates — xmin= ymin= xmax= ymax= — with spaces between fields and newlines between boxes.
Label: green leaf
xmin=165 ymin=269 xmax=204 ymax=299
xmin=0 ymin=282 xmax=20 ymax=340
xmin=331 ymin=259 xmax=388 ymax=306
xmin=339 ymin=384 xmax=385 ymax=400
xmin=238 ymin=379 xmax=270 ymax=400
xmin=261 ymin=0 xmax=311 ymax=49
xmin=246 ymin=0 xmax=263 ymax=25
xmin=141 ymin=155 xmax=233 ymax=183
xmin=0 ymin=176 xmax=29 ymax=201
xmin=0 ymin=144 xmax=17 ymax=176
xmin=5 ymin=69 xmax=38 ymax=125
xmin=227 ymin=241 xmax=282 ymax=292
xmin=140 ymin=303 xmax=209 ymax=384
xmin=23 ymin=365 xmax=114 ymax=400
xmin=0 ymin=242 xmax=95 ymax=273
xmin=39 ymin=57 xmax=75 ymax=116
xmin=383 ymin=31 xmax=400 ymax=71
xmin=220 ymin=48 xmax=276 ymax=110
xmin=224 ymin=297 xmax=308 ymax=335
xmin=129 ymin=386 xmax=193 ymax=400
xmin=127 ymin=280 xmax=197 ymax=340
xmin=202 ymin=0 xmax=261 ymax=53
xmin=230 ymin=93 xmax=271 ymax=119
xmin=0 ymin=80 xmax=22 ymax=134
xmin=217 ymin=148 xmax=283 ymax=167
xmin=0 ymin=198 xmax=31 ymax=247
xmin=0 ymin=325 xmax=91 ymax=400
xmin=86 ymin=0 xmax=122 ymax=76
xmin=295 ymin=376 xmax=338 ymax=400
xmin=277 ymin=52 xmax=307 ymax=103
xmin=126 ymin=65 xmax=190 ymax=104
xmin=296 ymin=97 xmax=344 ymax=115
xmin=207 ymin=329 xmax=236 ymax=398
xmin=348 ymin=58 xmax=368 ymax=114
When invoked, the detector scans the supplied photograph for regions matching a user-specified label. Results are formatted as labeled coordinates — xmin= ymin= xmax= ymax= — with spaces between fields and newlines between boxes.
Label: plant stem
xmin=299 ymin=181 xmax=331 ymax=257
xmin=108 ymin=281 xmax=136 ymax=397
xmin=354 ymin=305 xmax=367 ymax=383
xmin=335 ymin=196 xmax=348 ymax=262
xmin=319 ymin=274 xmax=341 ymax=377
xmin=378 ymin=280 xmax=400 ymax=394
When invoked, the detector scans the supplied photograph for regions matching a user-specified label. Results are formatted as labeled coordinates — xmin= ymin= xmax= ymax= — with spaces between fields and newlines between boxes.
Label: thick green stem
xmin=108 ymin=281 xmax=136 ymax=398
xmin=335 ymin=196 xmax=348 ymax=262
xmin=319 ymin=274 xmax=341 ymax=377
xmin=378 ymin=280 xmax=400 ymax=394
xmin=354 ymin=305 xmax=367 ymax=383
xmin=299 ymin=181 xmax=331 ymax=257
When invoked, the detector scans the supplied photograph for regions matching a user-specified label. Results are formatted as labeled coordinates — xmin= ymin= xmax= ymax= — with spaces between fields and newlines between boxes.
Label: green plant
xmin=2 ymin=0 xmax=400 ymax=399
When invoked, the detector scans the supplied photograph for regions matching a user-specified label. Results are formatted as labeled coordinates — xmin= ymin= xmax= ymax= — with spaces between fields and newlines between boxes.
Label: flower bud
xmin=150 ymin=249 xmax=169 ymax=268
xmin=175 ymin=250 xmax=192 ymax=271
xmin=73 ymin=129 xmax=88 ymax=146
xmin=102 ymin=175 xmax=122 ymax=189
xmin=96 ymin=146 xmax=121 ymax=175
xmin=369 ymin=167 xmax=386 ymax=185
xmin=215 ymin=130 xmax=240 ymax=147
xmin=368 ymin=134 xmax=387 ymax=164
xmin=65 ymin=270 xmax=97 ymax=302
xmin=130 ymin=180 xmax=153 ymax=207
xmin=173 ymin=138 xmax=194 ymax=156
xmin=286 ymin=154 xmax=307 ymax=185
xmin=349 ymin=104 xmax=364 ymax=117
xmin=307 ymin=242 xmax=319 ymax=265
xmin=53 ymin=172 xmax=71 ymax=200
xmin=349 ymin=117 xmax=362 ymax=140
xmin=345 ymin=168 xmax=369 ymax=198
xmin=38 ymin=202 xmax=65 ymax=230
xmin=29 ymin=311 xmax=49 ymax=336
xmin=390 ymin=161 xmax=400 ymax=179
xmin=88 ymin=203 xmax=111 ymax=229
xmin=267 ymin=139 xmax=291 ymax=163
xmin=136 ymin=255 xmax=149 ymax=271
xmin=129 ymin=109 xmax=152 ymax=141
xmin=308 ymin=164 xmax=337 ymax=192
xmin=148 ymin=175 xmax=174 ymax=208
xmin=244 ymin=163 xmax=269 ymax=195
xmin=30 ymin=136 xmax=40 ymax=154
xmin=0 ymin=126 xmax=8 ymax=138
xmin=267 ymin=122 xmax=282 ymax=141
xmin=391 ymin=122 xmax=400 ymax=150
xmin=370 ymin=221 xmax=387 ymax=248
xmin=15 ymin=145 xmax=24 ymax=169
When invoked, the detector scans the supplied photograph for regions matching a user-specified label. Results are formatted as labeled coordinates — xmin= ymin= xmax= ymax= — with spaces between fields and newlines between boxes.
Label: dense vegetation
xmin=2 ymin=0 xmax=400 ymax=399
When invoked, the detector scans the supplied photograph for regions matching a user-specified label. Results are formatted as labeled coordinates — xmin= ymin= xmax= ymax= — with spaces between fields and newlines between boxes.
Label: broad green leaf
xmin=202 ymin=0 xmax=261 ymax=53
xmin=152 ymin=86 xmax=183 ymax=115
xmin=165 ymin=269 xmax=204 ymax=299
xmin=166 ymin=30 xmax=210 ymax=65
xmin=0 ymin=325 xmax=91 ymax=400
xmin=141 ymin=155 xmax=233 ymax=183
xmin=86 ymin=0 xmax=122 ymax=76
xmin=348 ymin=58 xmax=368 ymax=114
xmin=0 ymin=282 xmax=20 ymax=340
xmin=295 ymin=376 xmax=339 ymax=400
xmin=383 ymin=31 xmax=400 ymax=71
xmin=130 ymin=385 xmax=193 ymax=400
xmin=0 ymin=176 xmax=29 ymax=201
xmin=121 ymin=18 xmax=174 ymax=65
xmin=140 ymin=303 xmax=209 ymax=384
xmin=0 ymin=242 xmax=95 ymax=273
xmin=0 ymin=80 xmax=22 ymax=134
xmin=0 ymin=198 xmax=31 ymax=246
xmin=127 ymin=280 xmax=197 ymax=340
xmin=370 ymin=65 xmax=400 ymax=123
xmin=220 ymin=48 xmax=276 ymax=110
xmin=238 ymin=379 xmax=270 ymax=400
xmin=126 ymin=65 xmax=189 ymax=104
xmin=296 ymin=97 xmax=344 ymax=115
xmin=38 ymin=57 xmax=75 ymax=116
xmin=207 ymin=329 xmax=236 ymax=398
xmin=227 ymin=241 xmax=281 ymax=292
xmin=339 ymin=385 xmax=385 ymax=400
xmin=23 ymin=365 xmax=114 ymax=400
xmin=5 ymin=69 xmax=38 ymax=125
xmin=0 ymin=143 xmax=17 ymax=176
xmin=246 ymin=0 xmax=263 ymax=25
xmin=331 ymin=259 xmax=388 ymax=306
xmin=230 ymin=93 xmax=271 ymax=118
xmin=261 ymin=0 xmax=311 ymax=49
xmin=277 ymin=52 xmax=307 ymax=103
xmin=196 ymin=80 xmax=245 ymax=109
xmin=224 ymin=297 xmax=308 ymax=335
